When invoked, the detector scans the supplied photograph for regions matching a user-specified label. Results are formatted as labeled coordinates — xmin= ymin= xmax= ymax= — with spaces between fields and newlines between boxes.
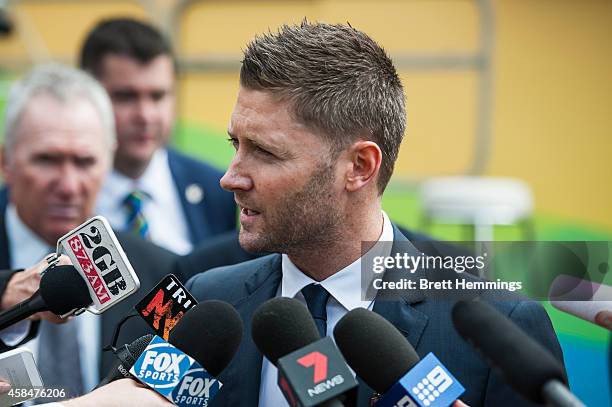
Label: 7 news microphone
xmin=251 ymin=297 xmax=358 ymax=407
xmin=452 ymin=299 xmax=586 ymax=407
xmin=334 ymin=308 xmax=465 ymax=407
xmin=0 ymin=265 xmax=93 ymax=330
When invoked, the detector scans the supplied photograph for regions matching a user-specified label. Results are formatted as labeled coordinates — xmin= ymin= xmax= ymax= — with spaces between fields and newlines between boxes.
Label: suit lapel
xmin=356 ymin=226 xmax=430 ymax=405
xmin=220 ymin=255 xmax=282 ymax=406
xmin=167 ymin=149 xmax=209 ymax=244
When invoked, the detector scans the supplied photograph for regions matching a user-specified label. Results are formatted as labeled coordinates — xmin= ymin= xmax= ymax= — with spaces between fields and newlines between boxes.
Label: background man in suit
xmin=0 ymin=64 xmax=177 ymax=401
xmin=185 ymin=21 xmax=565 ymax=406
xmin=80 ymin=18 xmax=236 ymax=254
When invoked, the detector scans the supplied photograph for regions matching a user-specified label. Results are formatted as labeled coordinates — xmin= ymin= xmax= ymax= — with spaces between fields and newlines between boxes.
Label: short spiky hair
xmin=240 ymin=20 xmax=406 ymax=194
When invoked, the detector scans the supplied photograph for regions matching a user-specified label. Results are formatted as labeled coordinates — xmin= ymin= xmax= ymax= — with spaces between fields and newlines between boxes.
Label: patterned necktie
xmin=35 ymin=319 xmax=84 ymax=403
xmin=123 ymin=190 xmax=150 ymax=239
xmin=301 ymin=284 xmax=331 ymax=338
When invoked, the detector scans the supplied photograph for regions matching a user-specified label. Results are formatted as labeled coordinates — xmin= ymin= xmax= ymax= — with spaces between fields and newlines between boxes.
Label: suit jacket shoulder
xmin=186 ymin=254 xmax=281 ymax=304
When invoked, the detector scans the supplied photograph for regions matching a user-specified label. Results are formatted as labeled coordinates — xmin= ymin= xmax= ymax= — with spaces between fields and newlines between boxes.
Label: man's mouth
xmin=47 ymin=204 xmax=80 ymax=219
xmin=240 ymin=206 xmax=261 ymax=216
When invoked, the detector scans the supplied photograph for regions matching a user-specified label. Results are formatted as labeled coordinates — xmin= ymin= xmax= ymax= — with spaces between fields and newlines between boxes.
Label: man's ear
xmin=344 ymin=140 xmax=382 ymax=192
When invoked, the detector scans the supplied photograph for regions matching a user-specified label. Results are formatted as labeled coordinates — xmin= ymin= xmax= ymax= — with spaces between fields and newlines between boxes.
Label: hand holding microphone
xmin=0 ymin=262 xmax=93 ymax=330
xmin=62 ymin=378 xmax=174 ymax=407
xmin=0 ymin=254 xmax=76 ymax=324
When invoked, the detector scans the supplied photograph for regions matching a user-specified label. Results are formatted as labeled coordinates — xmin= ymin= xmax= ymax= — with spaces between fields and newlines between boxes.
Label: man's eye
xmin=75 ymin=157 xmax=96 ymax=168
xmin=112 ymin=91 xmax=137 ymax=103
xmin=33 ymin=155 xmax=57 ymax=165
xmin=256 ymin=146 xmax=274 ymax=157
xmin=151 ymin=91 xmax=167 ymax=102
xmin=227 ymin=138 xmax=239 ymax=150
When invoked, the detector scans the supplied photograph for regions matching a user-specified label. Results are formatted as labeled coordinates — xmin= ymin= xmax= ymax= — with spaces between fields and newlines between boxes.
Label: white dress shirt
xmin=96 ymin=148 xmax=193 ymax=254
xmin=258 ymin=211 xmax=395 ymax=407
xmin=2 ymin=205 xmax=100 ymax=394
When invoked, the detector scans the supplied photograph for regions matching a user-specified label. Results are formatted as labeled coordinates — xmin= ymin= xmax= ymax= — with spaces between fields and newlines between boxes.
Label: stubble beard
xmin=238 ymin=161 xmax=343 ymax=255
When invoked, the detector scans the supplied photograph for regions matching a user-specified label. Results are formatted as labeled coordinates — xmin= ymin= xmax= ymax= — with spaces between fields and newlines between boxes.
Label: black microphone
xmin=97 ymin=299 xmax=243 ymax=387
xmin=333 ymin=308 xmax=419 ymax=395
xmin=0 ymin=265 xmax=92 ymax=330
xmin=334 ymin=308 xmax=465 ymax=406
xmin=251 ymin=297 xmax=357 ymax=407
xmin=452 ymin=299 xmax=586 ymax=407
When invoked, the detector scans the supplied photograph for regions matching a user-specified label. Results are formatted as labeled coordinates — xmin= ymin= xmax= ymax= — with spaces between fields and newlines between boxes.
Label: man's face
xmin=98 ymin=54 xmax=175 ymax=173
xmin=221 ymin=87 xmax=345 ymax=254
xmin=2 ymin=94 xmax=110 ymax=245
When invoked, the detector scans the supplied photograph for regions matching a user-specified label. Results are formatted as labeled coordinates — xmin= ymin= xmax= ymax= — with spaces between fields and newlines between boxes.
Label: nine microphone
xmin=0 ymin=265 xmax=93 ymax=330
xmin=452 ymin=299 xmax=586 ymax=407
xmin=334 ymin=308 xmax=464 ymax=407
xmin=251 ymin=297 xmax=357 ymax=407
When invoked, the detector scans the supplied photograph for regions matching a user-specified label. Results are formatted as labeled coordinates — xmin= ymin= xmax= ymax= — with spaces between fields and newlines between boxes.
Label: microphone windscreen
xmin=333 ymin=308 xmax=420 ymax=394
xmin=169 ymin=300 xmax=243 ymax=377
xmin=125 ymin=334 xmax=155 ymax=365
xmin=39 ymin=265 xmax=92 ymax=314
xmin=251 ymin=297 xmax=320 ymax=365
xmin=452 ymin=299 xmax=566 ymax=404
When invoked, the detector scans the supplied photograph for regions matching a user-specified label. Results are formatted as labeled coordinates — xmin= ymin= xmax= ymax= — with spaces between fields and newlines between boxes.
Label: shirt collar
xmin=281 ymin=210 xmax=394 ymax=311
xmin=6 ymin=204 xmax=53 ymax=269
xmin=100 ymin=148 xmax=169 ymax=207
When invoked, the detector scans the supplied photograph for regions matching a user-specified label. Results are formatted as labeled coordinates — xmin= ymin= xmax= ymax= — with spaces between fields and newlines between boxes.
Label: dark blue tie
xmin=301 ymin=284 xmax=330 ymax=338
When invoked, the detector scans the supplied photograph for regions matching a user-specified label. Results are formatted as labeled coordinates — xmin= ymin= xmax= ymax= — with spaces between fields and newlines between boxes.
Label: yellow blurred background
xmin=0 ymin=0 xmax=610 ymax=231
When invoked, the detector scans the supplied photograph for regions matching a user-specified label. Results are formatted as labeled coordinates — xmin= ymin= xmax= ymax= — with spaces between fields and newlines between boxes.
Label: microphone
xmin=131 ymin=300 xmax=243 ymax=406
xmin=549 ymin=275 xmax=612 ymax=330
xmin=251 ymin=297 xmax=357 ymax=407
xmin=334 ymin=308 xmax=465 ymax=406
xmin=0 ymin=265 xmax=92 ymax=330
xmin=101 ymin=300 xmax=242 ymax=406
xmin=452 ymin=299 xmax=586 ymax=407
xmin=96 ymin=334 xmax=154 ymax=387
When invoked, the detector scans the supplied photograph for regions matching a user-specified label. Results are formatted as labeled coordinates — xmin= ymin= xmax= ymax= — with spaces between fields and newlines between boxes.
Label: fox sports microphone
xmin=334 ymin=308 xmax=465 ymax=407
xmin=251 ymin=297 xmax=357 ymax=407
xmin=0 ymin=265 xmax=92 ymax=330
xmin=452 ymin=299 xmax=586 ymax=407
xmin=97 ymin=300 xmax=243 ymax=387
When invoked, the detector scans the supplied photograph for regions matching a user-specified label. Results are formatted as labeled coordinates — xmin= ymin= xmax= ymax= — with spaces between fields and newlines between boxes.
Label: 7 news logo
xmin=276 ymin=337 xmax=358 ymax=407
xmin=298 ymin=351 xmax=345 ymax=397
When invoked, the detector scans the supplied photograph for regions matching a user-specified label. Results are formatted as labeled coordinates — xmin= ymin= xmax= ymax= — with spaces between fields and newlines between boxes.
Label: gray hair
xmin=240 ymin=20 xmax=406 ymax=194
xmin=2 ymin=63 xmax=115 ymax=154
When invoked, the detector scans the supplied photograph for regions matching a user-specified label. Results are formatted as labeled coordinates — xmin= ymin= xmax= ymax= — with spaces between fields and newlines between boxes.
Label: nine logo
xmin=375 ymin=353 xmax=464 ymax=407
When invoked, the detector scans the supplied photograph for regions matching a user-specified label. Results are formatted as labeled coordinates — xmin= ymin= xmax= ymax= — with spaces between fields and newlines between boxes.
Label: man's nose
xmin=135 ymin=98 xmax=157 ymax=124
xmin=57 ymin=164 xmax=81 ymax=197
xmin=220 ymin=158 xmax=253 ymax=192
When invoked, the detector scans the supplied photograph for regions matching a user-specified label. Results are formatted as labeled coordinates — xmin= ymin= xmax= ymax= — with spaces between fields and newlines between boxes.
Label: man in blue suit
xmin=186 ymin=21 xmax=566 ymax=406
xmin=80 ymin=18 xmax=236 ymax=254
